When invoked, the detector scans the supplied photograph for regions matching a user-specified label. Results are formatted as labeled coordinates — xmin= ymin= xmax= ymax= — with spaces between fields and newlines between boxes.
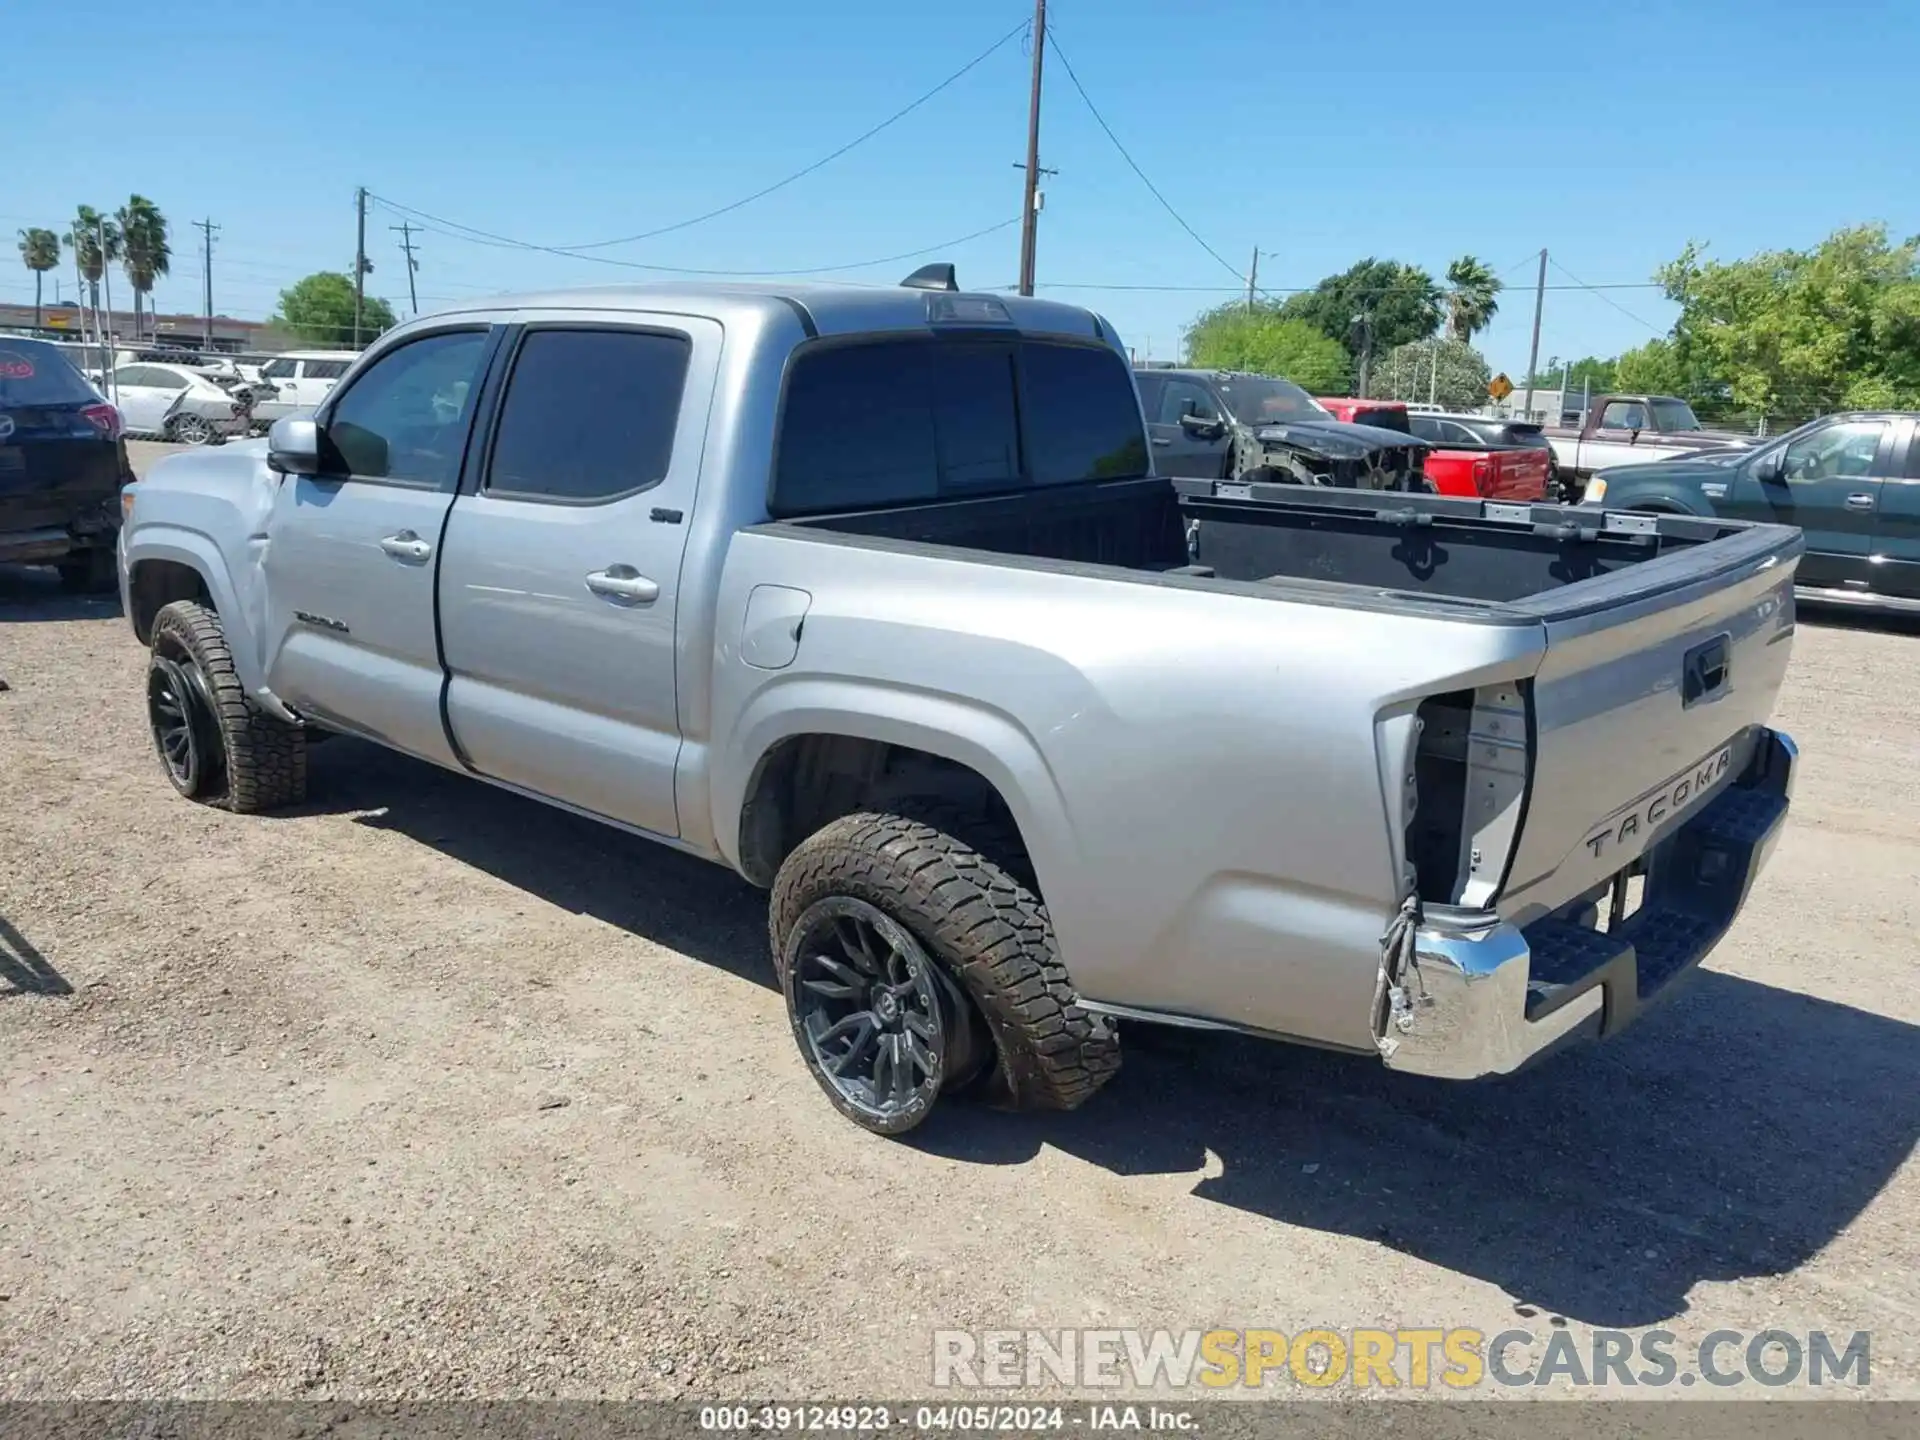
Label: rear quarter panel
xmin=705 ymin=529 xmax=1543 ymax=1050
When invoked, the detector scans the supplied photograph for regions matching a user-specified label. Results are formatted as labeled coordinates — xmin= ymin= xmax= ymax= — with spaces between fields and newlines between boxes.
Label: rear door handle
xmin=378 ymin=530 xmax=433 ymax=563
xmin=1151 ymin=436 xmax=1171 ymax=447
xmin=1845 ymin=492 xmax=1876 ymax=511
xmin=586 ymin=565 xmax=660 ymax=604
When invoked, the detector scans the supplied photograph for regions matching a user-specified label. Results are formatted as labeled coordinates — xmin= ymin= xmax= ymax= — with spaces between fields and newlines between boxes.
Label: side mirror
xmin=1179 ymin=412 xmax=1224 ymax=440
xmin=266 ymin=416 xmax=323 ymax=476
xmin=1752 ymin=451 xmax=1785 ymax=484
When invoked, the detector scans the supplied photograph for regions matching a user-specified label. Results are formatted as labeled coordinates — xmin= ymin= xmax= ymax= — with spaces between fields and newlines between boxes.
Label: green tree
xmin=1184 ymin=302 xmax=1352 ymax=392
xmin=16 ymin=227 xmax=61 ymax=330
xmin=1657 ymin=223 xmax=1920 ymax=415
xmin=1549 ymin=355 xmax=1617 ymax=394
xmin=116 ymin=196 xmax=171 ymax=340
xmin=1612 ymin=338 xmax=1693 ymax=396
xmin=1278 ymin=259 xmax=1443 ymax=380
xmin=1370 ymin=339 xmax=1493 ymax=410
xmin=1443 ymin=256 xmax=1502 ymax=343
xmin=63 ymin=205 xmax=122 ymax=318
xmin=271 ymin=271 xmax=397 ymax=347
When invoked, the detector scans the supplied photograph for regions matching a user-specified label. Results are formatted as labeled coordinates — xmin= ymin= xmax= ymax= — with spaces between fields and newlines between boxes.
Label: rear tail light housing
xmin=1403 ymin=683 xmax=1534 ymax=907
xmin=81 ymin=402 xmax=123 ymax=441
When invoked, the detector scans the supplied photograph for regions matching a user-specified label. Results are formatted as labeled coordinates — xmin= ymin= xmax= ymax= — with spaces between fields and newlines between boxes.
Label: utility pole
xmin=1352 ymin=312 xmax=1375 ymax=399
xmin=390 ymin=221 xmax=421 ymax=316
xmin=1520 ymin=247 xmax=1547 ymax=421
xmin=1429 ymin=340 xmax=1440 ymax=406
xmin=95 ymin=216 xmax=117 ymax=348
xmin=353 ymin=186 xmax=369 ymax=348
xmin=195 ymin=218 xmax=220 ymax=349
xmin=1016 ymin=0 xmax=1047 ymax=297
xmin=1246 ymin=246 xmax=1260 ymax=314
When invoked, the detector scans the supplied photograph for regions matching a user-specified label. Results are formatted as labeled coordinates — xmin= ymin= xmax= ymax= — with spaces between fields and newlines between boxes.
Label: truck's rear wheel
xmin=770 ymin=801 xmax=1120 ymax=1135
xmin=148 ymin=600 xmax=307 ymax=813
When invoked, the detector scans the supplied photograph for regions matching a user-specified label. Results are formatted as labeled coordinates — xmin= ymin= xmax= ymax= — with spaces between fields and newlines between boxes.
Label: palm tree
xmin=17 ymin=227 xmax=61 ymax=330
xmin=1444 ymin=255 xmax=1503 ymax=343
xmin=63 ymin=205 xmax=123 ymax=328
xmin=116 ymin=195 xmax=171 ymax=340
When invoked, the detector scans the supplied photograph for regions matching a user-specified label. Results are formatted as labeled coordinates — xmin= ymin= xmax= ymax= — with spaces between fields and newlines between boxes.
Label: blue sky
xmin=9 ymin=0 xmax=1917 ymax=375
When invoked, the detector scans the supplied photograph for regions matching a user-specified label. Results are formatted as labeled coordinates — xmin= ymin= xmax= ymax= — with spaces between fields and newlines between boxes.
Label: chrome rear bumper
xmin=1384 ymin=728 xmax=1797 ymax=1080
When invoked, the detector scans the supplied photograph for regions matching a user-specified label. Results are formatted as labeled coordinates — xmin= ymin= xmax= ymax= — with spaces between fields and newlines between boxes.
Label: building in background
xmin=0 ymin=301 xmax=273 ymax=353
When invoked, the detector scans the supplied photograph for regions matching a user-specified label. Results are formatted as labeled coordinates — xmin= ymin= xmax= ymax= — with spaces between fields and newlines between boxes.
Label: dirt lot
xmin=2 ymin=440 xmax=1917 ymax=1400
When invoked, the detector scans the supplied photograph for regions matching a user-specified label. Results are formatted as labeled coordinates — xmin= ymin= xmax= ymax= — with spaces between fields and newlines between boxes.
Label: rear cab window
xmin=0 ymin=341 xmax=101 ymax=406
xmin=771 ymin=334 xmax=1147 ymax=516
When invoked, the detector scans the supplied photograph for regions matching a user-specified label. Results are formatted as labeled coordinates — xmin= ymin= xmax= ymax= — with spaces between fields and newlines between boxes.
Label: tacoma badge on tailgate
xmin=1583 ymin=745 xmax=1733 ymax=861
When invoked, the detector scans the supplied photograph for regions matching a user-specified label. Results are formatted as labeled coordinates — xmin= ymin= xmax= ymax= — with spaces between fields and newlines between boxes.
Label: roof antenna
xmin=900 ymin=263 xmax=959 ymax=292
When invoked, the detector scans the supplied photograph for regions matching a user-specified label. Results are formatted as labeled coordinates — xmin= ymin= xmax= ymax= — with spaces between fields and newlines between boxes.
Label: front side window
xmin=1600 ymin=400 xmax=1649 ymax=430
xmin=485 ymin=329 xmax=691 ymax=503
xmin=323 ymin=330 xmax=490 ymax=487
xmin=1157 ymin=378 xmax=1220 ymax=427
xmin=261 ymin=358 xmax=296 ymax=380
xmin=1782 ymin=420 xmax=1888 ymax=482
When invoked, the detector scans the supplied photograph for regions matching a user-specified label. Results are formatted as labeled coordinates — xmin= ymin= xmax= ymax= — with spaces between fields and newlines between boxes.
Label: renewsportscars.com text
xmin=932 ymin=1327 xmax=1872 ymax=1391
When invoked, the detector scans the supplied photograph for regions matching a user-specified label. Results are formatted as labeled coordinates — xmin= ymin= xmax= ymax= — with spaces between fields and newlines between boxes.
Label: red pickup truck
xmin=1316 ymin=399 xmax=1552 ymax=501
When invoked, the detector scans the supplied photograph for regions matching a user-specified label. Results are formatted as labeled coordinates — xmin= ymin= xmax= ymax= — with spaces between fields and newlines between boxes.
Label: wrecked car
xmin=1134 ymin=366 xmax=1433 ymax=491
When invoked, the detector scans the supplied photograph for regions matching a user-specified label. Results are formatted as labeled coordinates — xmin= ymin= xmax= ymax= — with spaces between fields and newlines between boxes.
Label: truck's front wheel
xmin=147 ymin=600 xmax=307 ymax=813
xmin=770 ymin=802 xmax=1121 ymax=1135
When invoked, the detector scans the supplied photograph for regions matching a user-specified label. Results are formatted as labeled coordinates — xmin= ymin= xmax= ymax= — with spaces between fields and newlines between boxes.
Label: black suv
xmin=0 ymin=336 xmax=133 ymax=591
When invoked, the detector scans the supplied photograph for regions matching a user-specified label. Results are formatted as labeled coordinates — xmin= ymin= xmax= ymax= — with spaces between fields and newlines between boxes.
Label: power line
xmin=368 ymin=199 xmax=1019 ymax=278
xmin=1550 ymin=257 xmax=1667 ymax=334
xmin=1043 ymin=27 xmax=1245 ymax=286
xmin=366 ymin=17 xmax=1029 ymax=260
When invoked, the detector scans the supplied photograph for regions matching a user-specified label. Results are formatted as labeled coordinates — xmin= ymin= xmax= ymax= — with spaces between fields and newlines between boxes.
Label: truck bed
xmin=774 ymin=473 xmax=1798 ymax=619
xmin=766 ymin=473 xmax=1802 ymax=940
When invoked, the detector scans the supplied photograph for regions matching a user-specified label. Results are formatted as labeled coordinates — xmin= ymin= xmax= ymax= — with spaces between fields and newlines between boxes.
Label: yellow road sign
xmin=1488 ymin=373 xmax=1514 ymax=401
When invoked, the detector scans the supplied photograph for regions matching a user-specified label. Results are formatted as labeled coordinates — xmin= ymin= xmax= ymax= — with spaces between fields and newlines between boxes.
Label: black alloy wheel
xmin=782 ymin=896 xmax=979 ymax=1135
xmin=147 ymin=654 xmax=212 ymax=796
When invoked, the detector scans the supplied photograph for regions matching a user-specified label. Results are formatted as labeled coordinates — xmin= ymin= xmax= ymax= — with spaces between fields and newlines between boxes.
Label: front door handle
xmin=378 ymin=530 xmax=433 ymax=563
xmin=1151 ymin=436 xmax=1171 ymax=447
xmin=585 ymin=565 xmax=660 ymax=605
xmin=1845 ymin=492 xmax=1877 ymax=511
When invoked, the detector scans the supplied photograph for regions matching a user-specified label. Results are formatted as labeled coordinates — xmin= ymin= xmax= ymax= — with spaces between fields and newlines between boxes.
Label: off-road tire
xmin=149 ymin=600 xmax=307 ymax=812
xmin=57 ymin=546 xmax=118 ymax=594
xmin=770 ymin=799 xmax=1121 ymax=1115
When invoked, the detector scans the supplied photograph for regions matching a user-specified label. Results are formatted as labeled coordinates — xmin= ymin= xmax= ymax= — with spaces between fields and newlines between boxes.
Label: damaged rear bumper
xmin=1382 ymin=728 xmax=1797 ymax=1080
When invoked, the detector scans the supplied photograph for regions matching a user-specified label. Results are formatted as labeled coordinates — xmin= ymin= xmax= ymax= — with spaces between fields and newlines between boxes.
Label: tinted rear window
xmin=0 ymin=341 xmax=99 ymax=406
xmin=772 ymin=336 xmax=1147 ymax=516
xmin=1022 ymin=342 xmax=1149 ymax=483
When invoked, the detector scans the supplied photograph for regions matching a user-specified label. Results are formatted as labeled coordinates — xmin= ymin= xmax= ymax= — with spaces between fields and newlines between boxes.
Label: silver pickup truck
xmin=119 ymin=271 xmax=1803 ymax=1135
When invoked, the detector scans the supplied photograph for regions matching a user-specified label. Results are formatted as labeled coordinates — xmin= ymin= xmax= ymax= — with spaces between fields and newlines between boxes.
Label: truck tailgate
xmin=1496 ymin=532 xmax=1799 ymax=923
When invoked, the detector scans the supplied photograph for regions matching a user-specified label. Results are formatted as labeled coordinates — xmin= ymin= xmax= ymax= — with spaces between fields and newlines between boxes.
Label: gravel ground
xmin=2 ymin=441 xmax=1917 ymax=1401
